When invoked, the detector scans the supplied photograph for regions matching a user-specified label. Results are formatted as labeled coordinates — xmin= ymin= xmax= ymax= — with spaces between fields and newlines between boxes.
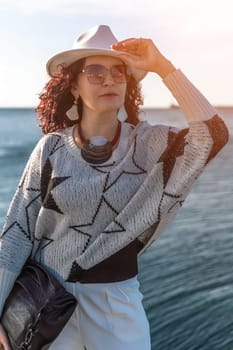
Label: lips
xmin=99 ymin=92 xmax=118 ymax=97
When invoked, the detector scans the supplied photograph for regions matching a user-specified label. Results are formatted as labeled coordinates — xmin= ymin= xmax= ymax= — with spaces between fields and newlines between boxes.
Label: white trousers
xmin=49 ymin=276 xmax=151 ymax=350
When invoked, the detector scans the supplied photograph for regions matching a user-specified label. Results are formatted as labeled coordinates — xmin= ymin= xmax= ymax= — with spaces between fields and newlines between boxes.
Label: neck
xmin=79 ymin=110 xmax=119 ymax=141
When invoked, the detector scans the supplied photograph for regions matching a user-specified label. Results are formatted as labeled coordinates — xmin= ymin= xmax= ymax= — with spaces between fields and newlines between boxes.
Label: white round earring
xmin=117 ymin=106 xmax=127 ymax=122
xmin=66 ymin=98 xmax=79 ymax=121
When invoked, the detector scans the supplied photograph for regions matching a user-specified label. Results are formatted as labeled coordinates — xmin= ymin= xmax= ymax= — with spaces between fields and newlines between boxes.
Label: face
xmin=72 ymin=55 xmax=127 ymax=116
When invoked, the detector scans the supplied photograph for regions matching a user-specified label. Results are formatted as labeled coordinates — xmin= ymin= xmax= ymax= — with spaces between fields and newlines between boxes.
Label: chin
xmin=98 ymin=104 xmax=122 ymax=114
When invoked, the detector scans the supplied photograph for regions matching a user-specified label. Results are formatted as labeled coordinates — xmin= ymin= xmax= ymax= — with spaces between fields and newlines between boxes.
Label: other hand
xmin=0 ymin=324 xmax=11 ymax=350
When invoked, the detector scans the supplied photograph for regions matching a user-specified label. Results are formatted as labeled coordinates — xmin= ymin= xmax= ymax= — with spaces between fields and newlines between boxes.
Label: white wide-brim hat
xmin=46 ymin=25 xmax=147 ymax=82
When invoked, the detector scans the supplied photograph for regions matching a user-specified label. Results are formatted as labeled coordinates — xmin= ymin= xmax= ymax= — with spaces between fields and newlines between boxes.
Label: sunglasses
xmin=80 ymin=64 xmax=130 ymax=85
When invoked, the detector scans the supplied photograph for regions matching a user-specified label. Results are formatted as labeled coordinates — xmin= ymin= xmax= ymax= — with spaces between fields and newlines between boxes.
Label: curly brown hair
xmin=36 ymin=59 xmax=144 ymax=134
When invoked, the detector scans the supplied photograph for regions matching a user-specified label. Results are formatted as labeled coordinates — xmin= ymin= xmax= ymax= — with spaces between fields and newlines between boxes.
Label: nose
xmin=102 ymin=70 xmax=115 ymax=86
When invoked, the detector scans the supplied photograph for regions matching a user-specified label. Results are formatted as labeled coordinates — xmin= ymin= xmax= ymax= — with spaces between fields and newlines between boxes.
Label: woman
xmin=0 ymin=25 xmax=229 ymax=350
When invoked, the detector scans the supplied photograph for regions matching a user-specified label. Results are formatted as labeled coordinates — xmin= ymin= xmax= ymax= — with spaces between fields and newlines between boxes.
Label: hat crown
xmin=72 ymin=25 xmax=118 ymax=50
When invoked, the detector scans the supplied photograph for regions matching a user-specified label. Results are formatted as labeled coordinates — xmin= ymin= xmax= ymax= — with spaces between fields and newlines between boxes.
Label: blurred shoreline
xmin=0 ymin=105 xmax=233 ymax=110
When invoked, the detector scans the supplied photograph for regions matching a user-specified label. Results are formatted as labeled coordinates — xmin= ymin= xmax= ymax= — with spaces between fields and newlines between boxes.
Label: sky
xmin=0 ymin=0 xmax=233 ymax=108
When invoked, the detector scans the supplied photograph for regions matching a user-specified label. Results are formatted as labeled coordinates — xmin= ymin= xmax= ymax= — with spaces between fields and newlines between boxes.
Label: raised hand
xmin=112 ymin=38 xmax=176 ymax=78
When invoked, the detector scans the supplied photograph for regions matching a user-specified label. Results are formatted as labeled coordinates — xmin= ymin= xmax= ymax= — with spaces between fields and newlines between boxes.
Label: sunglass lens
xmin=111 ymin=65 xmax=125 ymax=82
xmin=85 ymin=65 xmax=106 ymax=84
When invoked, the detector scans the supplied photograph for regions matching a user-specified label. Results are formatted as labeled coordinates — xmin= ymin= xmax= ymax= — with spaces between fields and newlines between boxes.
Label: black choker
xmin=77 ymin=122 xmax=121 ymax=164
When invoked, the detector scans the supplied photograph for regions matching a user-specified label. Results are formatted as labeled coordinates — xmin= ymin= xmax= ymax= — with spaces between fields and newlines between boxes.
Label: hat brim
xmin=46 ymin=48 xmax=147 ymax=82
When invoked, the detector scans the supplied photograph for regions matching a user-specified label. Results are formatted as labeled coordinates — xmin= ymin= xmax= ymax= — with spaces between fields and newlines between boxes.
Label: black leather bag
xmin=1 ymin=259 xmax=77 ymax=350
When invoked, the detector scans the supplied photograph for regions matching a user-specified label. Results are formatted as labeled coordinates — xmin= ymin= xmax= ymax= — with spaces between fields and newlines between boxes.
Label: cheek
xmin=81 ymin=90 xmax=99 ymax=108
xmin=78 ymin=82 xmax=97 ymax=105
xmin=119 ymin=85 xmax=127 ymax=102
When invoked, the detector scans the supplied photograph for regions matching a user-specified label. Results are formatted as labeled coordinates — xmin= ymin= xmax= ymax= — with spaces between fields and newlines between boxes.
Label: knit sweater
xmin=0 ymin=69 xmax=228 ymax=317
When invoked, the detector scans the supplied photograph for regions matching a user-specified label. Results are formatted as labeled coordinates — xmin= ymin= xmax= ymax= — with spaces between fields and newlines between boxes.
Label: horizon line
xmin=0 ymin=105 xmax=233 ymax=110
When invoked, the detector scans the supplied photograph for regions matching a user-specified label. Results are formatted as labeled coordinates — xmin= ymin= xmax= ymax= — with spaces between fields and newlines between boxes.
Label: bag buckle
xmin=20 ymin=311 xmax=42 ymax=350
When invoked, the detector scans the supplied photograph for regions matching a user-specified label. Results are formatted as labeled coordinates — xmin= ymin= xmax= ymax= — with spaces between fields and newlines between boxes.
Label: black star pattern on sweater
xmin=1 ymin=193 xmax=41 ymax=241
xmin=35 ymin=236 xmax=54 ymax=261
xmin=92 ymin=136 xmax=147 ymax=192
xmin=2 ymin=153 xmax=70 ymax=241
xmin=103 ymin=219 xmax=126 ymax=234
xmin=151 ymin=127 xmax=188 ymax=221
xmin=68 ymin=227 xmax=92 ymax=254
xmin=67 ymin=261 xmax=84 ymax=282
xmin=159 ymin=127 xmax=189 ymax=188
xmin=204 ymin=115 xmax=229 ymax=164
xmin=1 ymin=221 xmax=31 ymax=239
xmin=41 ymin=158 xmax=70 ymax=214
xmin=48 ymin=134 xmax=65 ymax=156
xmin=157 ymin=191 xmax=183 ymax=221
xmin=69 ymin=194 xmax=124 ymax=250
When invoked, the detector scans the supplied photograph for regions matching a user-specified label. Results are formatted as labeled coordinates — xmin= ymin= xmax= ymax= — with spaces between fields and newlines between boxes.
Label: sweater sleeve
xmin=163 ymin=69 xmax=217 ymax=122
xmin=158 ymin=69 xmax=228 ymax=191
xmin=0 ymin=138 xmax=43 ymax=318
